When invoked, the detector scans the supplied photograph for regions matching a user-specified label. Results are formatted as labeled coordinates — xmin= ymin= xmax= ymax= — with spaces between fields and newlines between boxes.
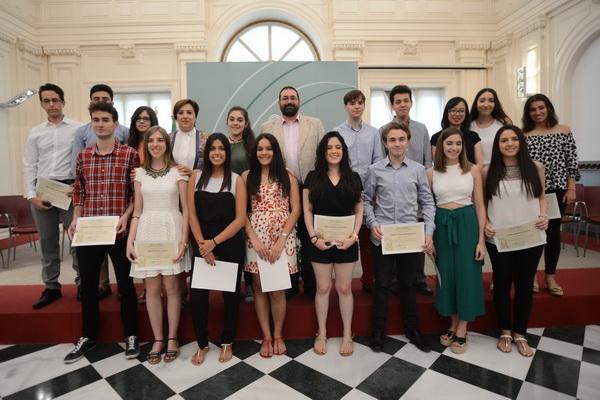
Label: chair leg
xmin=573 ymin=220 xmax=580 ymax=257
xmin=583 ymin=221 xmax=589 ymax=258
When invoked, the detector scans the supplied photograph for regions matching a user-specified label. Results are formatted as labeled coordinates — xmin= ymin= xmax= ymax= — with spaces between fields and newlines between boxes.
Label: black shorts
xmin=310 ymin=242 xmax=358 ymax=264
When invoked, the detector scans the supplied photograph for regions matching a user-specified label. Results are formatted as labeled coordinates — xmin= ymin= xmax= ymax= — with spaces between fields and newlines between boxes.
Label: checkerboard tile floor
xmin=1 ymin=325 xmax=599 ymax=400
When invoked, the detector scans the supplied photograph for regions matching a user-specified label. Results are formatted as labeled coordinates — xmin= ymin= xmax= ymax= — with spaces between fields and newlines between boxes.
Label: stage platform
xmin=1 ymin=268 xmax=599 ymax=344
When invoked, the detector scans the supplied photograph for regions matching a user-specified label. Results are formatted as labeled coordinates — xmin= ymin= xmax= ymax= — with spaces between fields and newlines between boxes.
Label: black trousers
xmin=545 ymin=189 xmax=567 ymax=275
xmin=77 ymin=237 xmax=138 ymax=340
xmin=487 ymin=242 xmax=544 ymax=335
xmin=372 ymin=244 xmax=419 ymax=332
xmin=190 ymin=234 xmax=244 ymax=348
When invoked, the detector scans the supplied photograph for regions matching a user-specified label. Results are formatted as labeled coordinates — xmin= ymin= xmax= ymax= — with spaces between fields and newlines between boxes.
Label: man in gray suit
xmin=260 ymin=86 xmax=325 ymax=296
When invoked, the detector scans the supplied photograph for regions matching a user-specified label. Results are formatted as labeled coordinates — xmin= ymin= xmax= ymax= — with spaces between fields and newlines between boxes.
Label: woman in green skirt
xmin=426 ymin=127 xmax=486 ymax=354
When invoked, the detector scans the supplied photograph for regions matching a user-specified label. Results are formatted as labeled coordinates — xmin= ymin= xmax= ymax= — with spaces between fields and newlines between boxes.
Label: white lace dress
xmin=130 ymin=167 xmax=190 ymax=278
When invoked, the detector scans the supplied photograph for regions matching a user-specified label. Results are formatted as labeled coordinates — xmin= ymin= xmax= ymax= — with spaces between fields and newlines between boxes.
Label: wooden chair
xmin=560 ymin=183 xmax=587 ymax=256
xmin=582 ymin=186 xmax=600 ymax=257
xmin=0 ymin=195 xmax=38 ymax=268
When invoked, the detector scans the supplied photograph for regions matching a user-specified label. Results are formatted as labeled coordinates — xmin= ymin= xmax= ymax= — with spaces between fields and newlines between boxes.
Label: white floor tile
xmin=393 ymin=342 xmax=440 ymax=369
xmin=584 ymin=325 xmax=600 ymax=351
xmin=54 ymin=379 xmax=122 ymax=400
xmin=577 ymin=361 xmax=600 ymax=400
xmin=341 ymin=388 xmax=378 ymax=399
xmin=146 ymin=341 xmax=240 ymax=393
xmin=226 ymin=375 xmax=310 ymax=400
xmin=0 ymin=344 xmax=91 ymax=397
xmin=442 ymin=332 xmax=534 ymax=380
xmin=527 ymin=327 xmax=545 ymax=336
xmin=242 ymin=350 xmax=293 ymax=374
xmin=166 ymin=395 xmax=186 ymax=400
xmin=0 ymin=344 xmax=14 ymax=351
xmin=516 ymin=382 xmax=575 ymax=400
xmin=91 ymin=352 xmax=140 ymax=378
xmin=294 ymin=338 xmax=390 ymax=387
xmin=400 ymin=370 xmax=509 ymax=400
xmin=536 ymin=336 xmax=583 ymax=361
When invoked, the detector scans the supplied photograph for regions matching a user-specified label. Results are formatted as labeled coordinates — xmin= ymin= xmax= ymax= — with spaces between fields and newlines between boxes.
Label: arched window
xmin=223 ymin=22 xmax=318 ymax=62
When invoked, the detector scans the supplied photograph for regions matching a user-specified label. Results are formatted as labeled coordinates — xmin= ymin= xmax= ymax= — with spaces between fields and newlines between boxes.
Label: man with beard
xmin=260 ymin=86 xmax=325 ymax=297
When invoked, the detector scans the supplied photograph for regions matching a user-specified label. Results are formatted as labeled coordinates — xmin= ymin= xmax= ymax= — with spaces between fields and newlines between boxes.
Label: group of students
xmin=23 ymin=81 xmax=579 ymax=366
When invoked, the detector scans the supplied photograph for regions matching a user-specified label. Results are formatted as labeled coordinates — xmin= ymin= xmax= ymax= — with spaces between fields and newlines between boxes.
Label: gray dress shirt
xmin=379 ymin=118 xmax=432 ymax=168
xmin=71 ymin=122 xmax=129 ymax=171
xmin=335 ymin=120 xmax=384 ymax=186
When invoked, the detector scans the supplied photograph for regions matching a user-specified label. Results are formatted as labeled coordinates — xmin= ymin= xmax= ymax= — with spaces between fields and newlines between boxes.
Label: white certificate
xmin=545 ymin=193 xmax=562 ymax=220
xmin=36 ymin=177 xmax=72 ymax=210
xmin=134 ymin=241 xmax=177 ymax=271
xmin=72 ymin=216 xmax=119 ymax=247
xmin=258 ymin=255 xmax=291 ymax=292
xmin=381 ymin=222 xmax=425 ymax=255
xmin=191 ymin=257 xmax=238 ymax=292
xmin=314 ymin=214 xmax=355 ymax=241
xmin=493 ymin=221 xmax=546 ymax=253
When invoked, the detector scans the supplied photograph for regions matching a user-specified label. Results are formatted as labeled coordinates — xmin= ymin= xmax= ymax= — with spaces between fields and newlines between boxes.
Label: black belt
xmin=56 ymin=179 xmax=75 ymax=185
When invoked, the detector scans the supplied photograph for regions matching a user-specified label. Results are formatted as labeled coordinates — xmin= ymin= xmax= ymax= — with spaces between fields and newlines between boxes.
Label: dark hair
xmin=470 ymin=88 xmax=510 ymax=124
xmin=227 ymin=106 xmax=256 ymax=160
xmin=89 ymin=101 xmax=118 ymax=122
xmin=197 ymin=133 xmax=232 ymax=192
xmin=141 ymin=126 xmax=176 ymax=170
xmin=388 ymin=85 xmax=412 ymax=104
xmin=433 ymin=127 xmax=471 ymax=173
xmin=173 ymin=99 xmax=199 ymax=119
xmin=485 ymin=125 xmax=542 ymax=201
xmin=343 ymin=89 xmax=365 ymax=105
xmin=309 ymin=132 xmax=362 ymax=205
xmin=246 ymin=133 xmax=290 ymax=199
xmin=38 ymin=83 xmax=64 ymax=102
xmin=278 ymin=86 xmax=299 ymax=100
xmin=128 ymin=106 xmax=159 ymax=148
xmin=382 ymin=121 xmax=411 ymax=141
xmin=441 ymin=97 xmax=470 ymax=133
xmin=89 ymin=84 xmax=113 ymax=100
xmin=521 ymin=93 xmax=559 ymax=132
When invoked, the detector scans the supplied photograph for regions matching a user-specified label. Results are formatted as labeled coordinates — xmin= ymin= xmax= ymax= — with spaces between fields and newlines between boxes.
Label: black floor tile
xmin=354 ymin=335 xmax=406 ymax=355
xmin=270 ymin=360 xmax=352 ymax=400
xmin=0 ymin=344 xmax=54 ymax=364
xmin=106 ymin=364 xmax=175 ymax=400
xmin=5 ymin=365 xmax=101 ymax=400
xmin=525 ymin=349 xmax=581 ymax=397
xmin=525 ymin=332 xmax=542 ymax=349
xmin=543 ymin=326 xmax=586 ymax=346
xmin=582 ymin=347 xmax=600 ymax=367
xmin=84 ymin=343 xmax=124 ymax=363
xmin=180 ymin=361 xmax=263 ymax=399
xmin=283 ymin=338 xmax=315 ymax=358
xmin=357 ymin=357 xmax=425 ymax=400
xmin=232 ymin=340 xmax=261 ymax=360
xmin=430 ymin=354 xmax=522 ymax=399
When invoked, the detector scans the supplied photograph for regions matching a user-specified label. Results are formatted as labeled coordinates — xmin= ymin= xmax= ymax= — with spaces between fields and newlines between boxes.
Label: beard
xmin=280 ymin=103 xmax=298 ymax=117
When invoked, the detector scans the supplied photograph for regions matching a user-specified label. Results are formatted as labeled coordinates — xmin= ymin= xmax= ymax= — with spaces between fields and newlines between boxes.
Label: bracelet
xmin=212 ymin=238 xmax=218 ymax=246
xmin=539 ymin=214 xmax=548 ymax=219
xmin=131 ymin=215 xmax=140 ymax=219
xmin=310 ymin=234 xmax=318 ymax=240
xmin=567 ymin=188 xmax=576 ymax=191
xmin=351 ymin=233 xmax=359 ymax=241
xmin=280 ymin=232 xmax=288 ymax=237
xmin=310 ymin=236 xmax=319 ymax=244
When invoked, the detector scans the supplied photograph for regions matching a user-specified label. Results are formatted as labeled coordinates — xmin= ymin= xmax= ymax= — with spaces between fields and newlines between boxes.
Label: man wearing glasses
xmin=23 ymin=83 xmax=83 ymax=308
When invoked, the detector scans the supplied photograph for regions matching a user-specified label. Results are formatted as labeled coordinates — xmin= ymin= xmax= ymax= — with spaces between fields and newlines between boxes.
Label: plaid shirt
xmin=73 ymin=141 xmax=139 ymax=238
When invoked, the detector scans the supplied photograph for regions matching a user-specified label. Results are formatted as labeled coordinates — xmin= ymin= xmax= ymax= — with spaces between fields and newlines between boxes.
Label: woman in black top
xmin=304 ymin=131 xmax=363 ymax=357
xmin=431 ymin=97 xmax=483 ymax=167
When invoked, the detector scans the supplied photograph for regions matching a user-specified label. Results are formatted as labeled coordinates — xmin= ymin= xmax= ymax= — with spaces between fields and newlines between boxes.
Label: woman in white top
xmin=126 ymin=126 xmax=189 ymax=364
xmin=469 ymin=88 xmax=512 ymax=164
xmin=170 ymin=99 xmax=209 ymax=176
xmin=427 ymin=127 xmax=486 ymax=354
xmin=483 ymin=125 xmax=548 ymax=357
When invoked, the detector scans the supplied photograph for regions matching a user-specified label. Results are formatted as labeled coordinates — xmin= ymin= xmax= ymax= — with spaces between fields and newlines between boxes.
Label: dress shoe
xmin=98 ymin=285 xmax=112 ymax=300
xmin=370 ymin=330 xmax=384 ymax=352
xmin=64 ymin=337 xmax=96 ymax=364
xmin=415 ymin=282 xmax=433 ymax=296
xmin=32 ymin=288 xmax=62 ymax=309
xmin=406 ymin=329 xmax=431 ymax=353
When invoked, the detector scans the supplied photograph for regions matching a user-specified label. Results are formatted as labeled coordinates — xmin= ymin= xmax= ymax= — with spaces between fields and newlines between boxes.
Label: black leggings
xmin=544 ymin=189 xmax=567 ymax=275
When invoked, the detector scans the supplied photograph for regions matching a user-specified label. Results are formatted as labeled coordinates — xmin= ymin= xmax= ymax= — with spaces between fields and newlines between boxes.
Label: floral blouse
xmin=525 ymin=132 xmax=580 ymax=191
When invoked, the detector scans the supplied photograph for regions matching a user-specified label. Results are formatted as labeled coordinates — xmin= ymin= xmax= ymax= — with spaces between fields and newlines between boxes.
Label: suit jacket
xmin=260 ymin=114 xmax=325 ymax=183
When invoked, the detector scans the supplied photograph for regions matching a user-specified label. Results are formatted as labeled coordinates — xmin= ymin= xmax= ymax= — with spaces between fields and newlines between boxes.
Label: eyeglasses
xmin=135 ymin=116 xmax=152 ymax=122
xmin=448 ymin=109 xmax=466 ymax=115
xmin=41 ymin=98 xmax=63 ymax=104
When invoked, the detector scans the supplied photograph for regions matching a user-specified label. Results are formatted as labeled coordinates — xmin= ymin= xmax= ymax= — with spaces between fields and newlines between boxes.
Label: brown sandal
xmin=259 ymin=339 xmax=273 ymax=358
xmin=497 ymin=334 xmax=512 ymax=353
xmin=273 ymin=337 xmax=287 ymax=355
xmin=313 ymin=335 xmax=327 ymax=355
xmin=514 ymin=336 xmax=534 ymax=357
xmin=191 ymin=346 xmax=209 ymax=365
xmin=219 ymin=343 xmax=233 ymax=363
xmin=340 ymin=336 xmax=354 ymax=357
xmin=546 ymin=278 xmax=564 ymax=296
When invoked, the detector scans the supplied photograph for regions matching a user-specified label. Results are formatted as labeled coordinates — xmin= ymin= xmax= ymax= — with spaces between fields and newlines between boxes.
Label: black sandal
xmin=164 ymin=338 xmax=179 ymax=363
xmin=147 ymin=340 xmax=164 ymax=364
xmin=450 ymin=336 xmax=467 ymax=354
xmin=440 ymin=330 xmax=456 ymax=347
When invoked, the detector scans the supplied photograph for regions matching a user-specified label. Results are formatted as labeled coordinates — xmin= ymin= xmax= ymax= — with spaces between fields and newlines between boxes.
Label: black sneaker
xmin=124 ymin=335 xmax=140 ymax=359
xmin=64 ymin=337 xmax=96 ymax=364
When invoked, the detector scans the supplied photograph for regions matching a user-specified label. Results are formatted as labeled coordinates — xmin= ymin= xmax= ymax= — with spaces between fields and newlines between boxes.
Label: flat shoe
xmin=340 ymin=336 xmax=354 ymax=357
xmin=219 ymin=343 xmax=233 ymax=363
xmin=514 ymin=336 xmax=534 ymax=357
xmin=191 ymin=347 xmax=209 ymax=366
xmin=146 ymin=340 xmax=164 ymax=365
xmin=440 ymin=330 xmax=456 ymax=347
xmin=273 ymin=337 xmax=287 ymax=355
xmin=259 ymin=339 xmax=273 ymax=358
xmin=450 ymin=336 xmax=467 ymax=354
xmin=497 ymin=334 xmax=512 ymax=353
xmin=164 ymin=338 xmax=179 ymax=363
xmin=313 ymin=335 xmax=327 ymax=355
xmin=546 ymin=280 xmax=564 ymax=296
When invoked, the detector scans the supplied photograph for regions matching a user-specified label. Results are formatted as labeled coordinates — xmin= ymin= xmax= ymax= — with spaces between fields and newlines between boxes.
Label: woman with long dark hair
xmin=187 ymin=133 xmax=247 ymax=365
xmin=243 ymin=133 xmax=300 ymax=357
xmin=127 ymin=106 xmax=159 ymax=160
xmin=427 ymin=127 xmax=486 ymax=354
xmin=522 ymin=93 xmax=580 ymax=295
xmin=483 ymin=125 xmax=548 ymax=357
xmin=430 ymin=97 xmax=483 ymax=167
xmin=304 ymin=131 xmax=363 ymax=356
xmin=469 ymin=88 xmax=512 ymax=164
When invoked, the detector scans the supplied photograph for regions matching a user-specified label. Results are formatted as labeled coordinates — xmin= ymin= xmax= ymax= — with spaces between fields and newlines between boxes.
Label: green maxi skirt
xmin=433 ymin=205 xmax=484 ymax=322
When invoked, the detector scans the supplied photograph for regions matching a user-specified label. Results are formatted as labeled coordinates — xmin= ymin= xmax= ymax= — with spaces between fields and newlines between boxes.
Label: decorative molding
xmin=119 ymin=44 xmax=136 ymax=59
xmin=332 ymin=40 xmax=364 ymax=50
xmin=43 ymin=46 xmax=81 ymax=57
xmin=402 ymin=41 xmax=418 ymax=55
xmin=514 ymin=15 xmax=548 ymax=39
xmin=17 ymin=38 xmax=43 ymax=56
xmin=455 ymin=41 xmax=490 ymax=50
xmin=491 ymin=33 xmax=513 ymax=50
xmin=0 ymin=31 xmax=17 ymax=44
xmin=174 ymin=42 xmax=208 ymax=53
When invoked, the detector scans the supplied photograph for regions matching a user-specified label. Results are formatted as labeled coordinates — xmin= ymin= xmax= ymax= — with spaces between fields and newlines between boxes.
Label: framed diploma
xmin=72 ymin=216 xmax=119 ymax=247
xmin=314 ymin=214 xmax=355 ymax=241
xmin=258 ymin=255 xmax=291 ymax=292
xmin=36 ymin=177 xmax=72 ymax=210
xmin=134 ymin=241 xmax=177 ymax=271
xmin=381 ymin=222 xmax=424 ymax=255
xmin=493 ymin=221 xmax=546 ymax=253
xmin=545 ymin=193 xmax=562 ymax=220
xmin=191 ymin=257 xmax=238 ymax=292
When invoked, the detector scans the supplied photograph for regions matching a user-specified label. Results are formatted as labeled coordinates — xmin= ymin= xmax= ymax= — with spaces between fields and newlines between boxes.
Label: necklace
xmin=146 ymin=165 xmax=169 ymax=179
xmin=228 ymin=135 xmax=243 ymax=144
